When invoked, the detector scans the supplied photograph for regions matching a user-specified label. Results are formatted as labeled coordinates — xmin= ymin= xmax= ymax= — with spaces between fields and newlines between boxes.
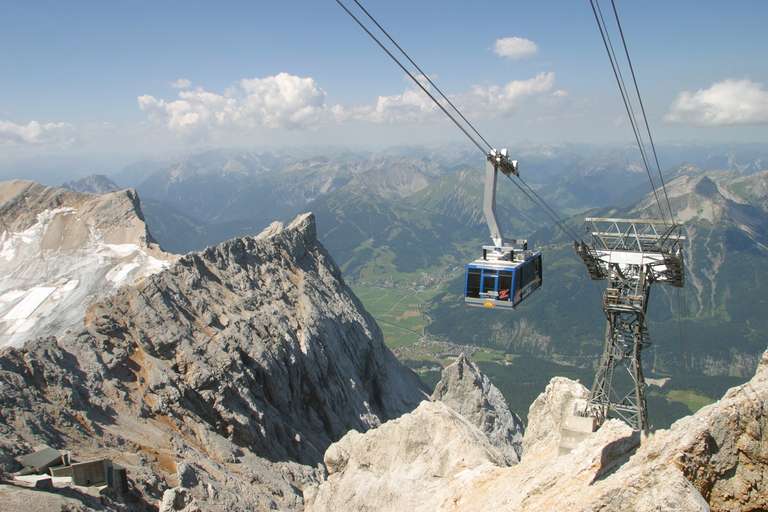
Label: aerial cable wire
xmin=505 ymin=174 xmax=581 ymax=241
xmin=349 ymin=0 xmax=494 ymax=152
xmin=588 ymin=0 xmax=666 ymax=222
xmin=503 ymin=174 xmax=567 ymax=236
xmin=595 ymin=1 xmax=646 ymax=159
xmin=609 ymin=0 xmax=675 ymax=223
xmin=514 ymin=175 xmax=581 ymax=241
xmin=336 ymin=0 xmax=581 ymax=241
xmin=591 ymin=0 xmax=665 ymax=221
xmin=334 ymin=0 xmax=488 ymax=156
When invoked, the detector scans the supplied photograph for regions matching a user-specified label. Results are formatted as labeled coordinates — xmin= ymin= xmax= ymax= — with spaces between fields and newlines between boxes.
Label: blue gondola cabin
xmin=464 ymin=252 xmax=542 ymax=309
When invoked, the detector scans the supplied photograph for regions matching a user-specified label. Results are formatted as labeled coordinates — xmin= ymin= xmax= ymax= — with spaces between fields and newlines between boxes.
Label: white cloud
xmin=171 ymin=78 xmax=192 ymax=89
xmin=342 ymin=88 xmax=438 ymax=124
xmin=237 ymin=74 xmax=328 ymax=129
xmin=494 ymin=37 xmax=538 ymax=60
xmin=340 ymin=72 xmax=556 ymax=125
xmin=140 ymin=71 xmax=558 ymax=136
xmin=464 ymin=72 xmax=556 ymax=115
xmin=666 ymin=79 xmax=768 ymax=126
xmin=139 ymin=72 xmax=332 ymax=135
xmin=0 ymin=120 xmax=74 ymax=146
xmin=553 ymin=89 xmax=569 ymax=98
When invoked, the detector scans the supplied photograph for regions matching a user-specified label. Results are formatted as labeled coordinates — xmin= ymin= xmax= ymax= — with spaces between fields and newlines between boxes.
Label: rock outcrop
xmin=522 ymin=376 xmax=590 ymax=457
xmin=305 ymin=400 xmax=505 ymax=512
xmin=617 ymin=347 xmax=768 ymax=511
xmin=0 ymin=211 xmax=427 ymax=510
xmin=431 ymin=353 xmax=524 ymax=464
xmin=306 ymin=348 xmax=768 ymax=512
xmin=0 ymin=180 xmax=175 ymax=348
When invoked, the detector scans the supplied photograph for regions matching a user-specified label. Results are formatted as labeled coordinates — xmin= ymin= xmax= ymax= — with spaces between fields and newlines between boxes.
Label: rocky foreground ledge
xmin=305 ymin=348 xmax=768 ymax=512
xmin=0 ymin=206 xmax=766 ymax=511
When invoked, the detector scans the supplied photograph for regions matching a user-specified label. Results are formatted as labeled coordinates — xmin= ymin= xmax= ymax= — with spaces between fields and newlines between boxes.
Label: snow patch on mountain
xmin=0 ymin=181 xmax=176 ymax=348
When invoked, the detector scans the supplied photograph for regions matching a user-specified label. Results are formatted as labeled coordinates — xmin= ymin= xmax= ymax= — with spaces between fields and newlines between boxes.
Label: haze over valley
xmin=2 ymin=1 xmax=767 ymax=510
xmin=51 ymin=143 xmax=768 ymax=428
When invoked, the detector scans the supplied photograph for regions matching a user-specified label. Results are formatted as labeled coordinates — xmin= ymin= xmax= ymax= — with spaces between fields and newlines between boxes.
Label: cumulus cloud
xmin=494 ymin=37 xmax=538 ymax=60
xmin=0 ymin=120 xmax=74 ymax=146
xmin=139 ymin=72 xmax=331 ymax=135
xmin=237 ymin=74 xmax=328 ymax=128
xmin=666 ymin=79 xmax=768 ymax=126
xmin=171 ymin=78 xmax=192 ymax=89
xmin=140 ymin=71 xmax=558 ymax=135
xmin=464 ymin=72 xmax=555 ymax=115
xmin=341 ymin=72 xmax=556 ymax=125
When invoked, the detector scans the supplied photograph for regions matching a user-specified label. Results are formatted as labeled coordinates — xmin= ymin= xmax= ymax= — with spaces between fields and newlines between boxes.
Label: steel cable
xmin=609 ymin=0 xmax=675 ymax=223
xmin=334 ymin=0 xmax=488 ymax=156
xmin=336 ymin=0 xmax=582 ymax=241
xmin=589 ymin=0 xmax=666 ymax=222
xmin=505 ymin=174 xmax=581 ymax=241
xmin=350 ymin=0 xmax=494 ymax=153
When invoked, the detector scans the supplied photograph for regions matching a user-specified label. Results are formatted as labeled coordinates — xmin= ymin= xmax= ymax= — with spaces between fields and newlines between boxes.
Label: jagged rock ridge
xmin=307 ymin=348 xmax=768 ymax=511
xmin=431 ymin=353 xmax=524 ymax=464
xmin=0 ymin=211 xmax=427 ymax=510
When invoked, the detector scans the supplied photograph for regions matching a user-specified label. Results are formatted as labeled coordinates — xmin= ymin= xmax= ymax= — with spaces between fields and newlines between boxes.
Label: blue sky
xmin=1 ymin=0 xmax=767 ymax=161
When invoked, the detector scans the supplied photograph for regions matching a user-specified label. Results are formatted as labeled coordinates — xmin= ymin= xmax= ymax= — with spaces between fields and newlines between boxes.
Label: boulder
xmin=522 ymin=376 xmax=590 ymax=457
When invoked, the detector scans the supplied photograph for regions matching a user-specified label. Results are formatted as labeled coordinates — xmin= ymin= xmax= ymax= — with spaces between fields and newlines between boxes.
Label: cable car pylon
xmin=335 ymin=0 xmax=689 ymax=441
xmin=559 ymin=0 xmax=687 ymax=445
xmin=575 ymin=219 xmax=685 ymax=435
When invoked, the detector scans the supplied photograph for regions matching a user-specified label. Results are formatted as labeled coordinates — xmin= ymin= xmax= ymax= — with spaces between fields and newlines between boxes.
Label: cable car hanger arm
xmin=335 ymin=0 xmax=581 ymax=253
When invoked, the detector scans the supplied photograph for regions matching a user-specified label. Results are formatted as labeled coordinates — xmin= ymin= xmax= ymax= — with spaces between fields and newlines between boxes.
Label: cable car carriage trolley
xmin=464 ymin=150 xmax=543 ymax=309
xmin=331 ymin=0 xmax=545 ymax=311
xmin=335 ymin=0 xmax=683 ymax=435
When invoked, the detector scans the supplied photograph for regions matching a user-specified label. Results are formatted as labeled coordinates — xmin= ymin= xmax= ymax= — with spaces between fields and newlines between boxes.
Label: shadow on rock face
xmin=591 ymin=430 xmax=641 ymax=483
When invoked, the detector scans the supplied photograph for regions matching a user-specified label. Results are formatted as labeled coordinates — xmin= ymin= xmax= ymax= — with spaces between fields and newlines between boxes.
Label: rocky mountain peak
xmin=522 ymin=376 xmax=590 ymax=457
xmin=62 ymin=174 xmax=121 ymax=194
xmin=627 ymin=173 xmax=768 ymax=234
xmin=431 ymin=353 xmax=524 ymax=464
xmin=1 ymin=209 xmax=428 ymax=509
xmin=255 ymin=211 xmax=316 ymax=245
xmin=758 ymin=347 xmax=768 ymax=376
xmin=0 ymin=180 xmax=175 ymax=348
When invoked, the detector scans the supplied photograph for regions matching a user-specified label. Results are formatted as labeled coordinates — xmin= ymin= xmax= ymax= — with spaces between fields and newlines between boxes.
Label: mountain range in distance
xmin=64 ymin=143 xmax=768 ymax=428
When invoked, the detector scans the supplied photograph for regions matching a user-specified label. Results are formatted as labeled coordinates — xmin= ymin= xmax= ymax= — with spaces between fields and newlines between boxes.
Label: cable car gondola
xmin=464 ymin=251 xmax=542 ymax=309
xmin=334 ymin=0 xmax=551 ymax=310
xmin=463 ymin=150 xmax=543 ymax=309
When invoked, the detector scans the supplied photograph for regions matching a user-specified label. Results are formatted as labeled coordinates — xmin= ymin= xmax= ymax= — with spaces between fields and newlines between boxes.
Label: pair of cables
xmin=334 ymin=0 xmax=581 ymax=241
xmin=336 ymin=0 xmax=688 ymax=347
xmin=589 ymin=0 xmax=688 ymax=351
xmin=588 ymin=0 xmax=674 ymax=224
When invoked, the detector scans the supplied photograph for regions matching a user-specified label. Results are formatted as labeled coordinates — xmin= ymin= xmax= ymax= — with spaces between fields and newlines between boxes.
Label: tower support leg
xmin=586 ymin=291 xmax=650 ymax=434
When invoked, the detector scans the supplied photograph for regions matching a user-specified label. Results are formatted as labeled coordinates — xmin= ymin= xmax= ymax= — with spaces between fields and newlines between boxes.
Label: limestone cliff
xmin=0 ymin=212 xmax=427 ymax=510
xmin=307 ymin=349 xmax=768 ymax=512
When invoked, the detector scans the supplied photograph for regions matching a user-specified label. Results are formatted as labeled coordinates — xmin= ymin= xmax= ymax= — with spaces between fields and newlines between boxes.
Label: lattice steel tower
xmin=575 ymin=218 xmax=685 ymax=434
